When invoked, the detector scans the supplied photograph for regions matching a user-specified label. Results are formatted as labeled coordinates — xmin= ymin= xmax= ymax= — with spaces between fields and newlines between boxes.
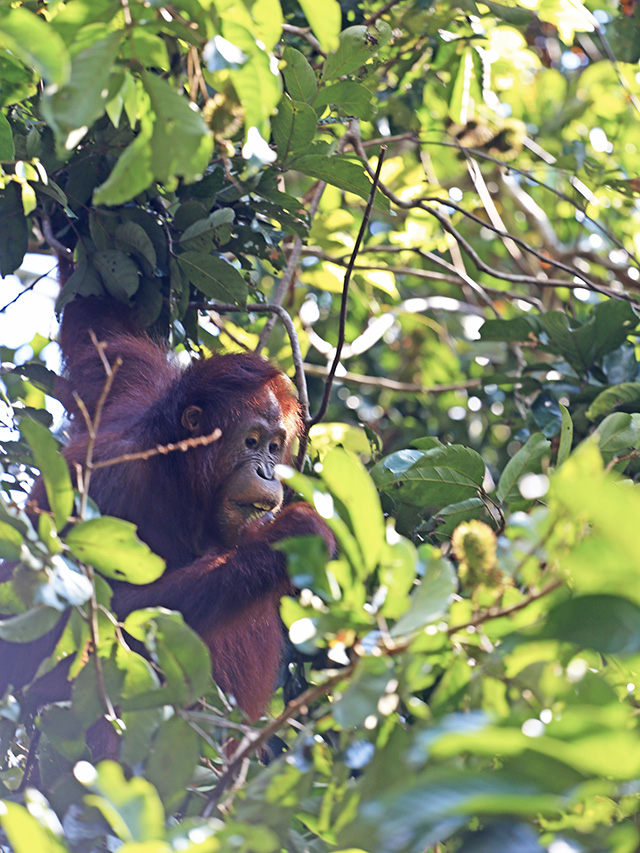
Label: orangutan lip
xmin=233 ymin=501 xmax=274 ymax=516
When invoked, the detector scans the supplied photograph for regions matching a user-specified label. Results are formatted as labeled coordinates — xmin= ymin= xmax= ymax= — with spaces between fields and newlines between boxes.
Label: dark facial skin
xmin=213 ymin=392 xmax=288 ymax=547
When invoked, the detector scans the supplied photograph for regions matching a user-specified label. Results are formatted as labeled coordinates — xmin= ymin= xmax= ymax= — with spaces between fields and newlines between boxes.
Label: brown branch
xmin=90 ymin=429 xmax=222 ymax=471
xmin=307 ymin=146 xmax=388 ymax=437
xmin=257 ymin=180 xmax=326 ymax=351
xmin=202 ymin=661 xmax=357 ymax=816
xmin=447 ymin=579 xmax=562 ymax=636
xmin=302 ymin=363 xmax=482 ymax=394
xmin=364 ymin=0 xmax=408 ymax=25
xmin=190 ymin=302 xmax=309 ymax=422
xmin=282 ymin=23 xmax=324 ymax=54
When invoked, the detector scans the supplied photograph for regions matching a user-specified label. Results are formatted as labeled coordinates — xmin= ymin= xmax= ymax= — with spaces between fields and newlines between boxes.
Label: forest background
xmin=2 ymin=0 xmax=640 ymax=850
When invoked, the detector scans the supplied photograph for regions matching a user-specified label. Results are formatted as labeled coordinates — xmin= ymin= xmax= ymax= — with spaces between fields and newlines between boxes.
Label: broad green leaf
xmin=293 ymin=153 xmax=389 ymax=210
xmin=250 ymin=0 xmax=284 ymax=52
xmin=0 ymin=111 xmax=14 ymax=160
xmin=308 ymin=422 xmax=371 ymax=460
xmin=145 ymin=715 xmax=199 ymax=810
xmin=592 ymin=412 xmax=640 ymax=465
xmin=480 ymin=315 xmax=541 ymax=342
xmin=540 ymin=595 xmax=640 ymax=653
xmin=433 ymin=497 xmax=488 ymax=539
xmin=314 ymin=81 xmax=375 ymax=120
xmin=41 ymin=31 xmax=122 ymax=150
xmin=322 ymin=22 xmax=392 ymax=81
xmin=557 ymin=404 xmax=573 ymax=467
xmin=55 ymin=255 xmax=104 ymax=312
xmin=0 ymin=605 xmax=62 ymax=642
xmin=0 ymin=519 xmax=23 ymax=561
xmin=20 ymin=418 xmax=73 ymax=530
xmin=0 ymin=801 xmax=67 ymax=853
xmin=372 ymin=445 xmax=485 ymax=507
xmin=391 ymin=548 xmax=457 ymax=637
xmin=93 ymin=250 xmax=140 ymax=301
xmin=65 ymin=517 xmax=165 ymax=583
xmin=0 ymin=181 xmax=28 ymax=276
xmin=320 ymin=449 xmax=385 ymax=576
xmin=93 ymin=118 xmax=154 ymax=206
xmin=586 ymin=382 xmax=640 ymax=420
xmin=177 ymin=251 xmax=248 ymax=306
xmin=122 ymin=610 xmax=211 ymax=706
xmin=0 ymin=7 xmax=70 ymax=88
xmin=179 ymin=208 xmax=235 ymax=251
xmin=115 ymin=222 xmax=157 ymax=276
xmin=142 ymin=73 xmax=213 ymax=185
xmin=272 ymin=96 xmax=317 ymax=162
xmin=282 ymin=46 xmax=317 ymax=103
xmin=496 ymin=433 xmax=551 ymax=506
xmin=298 ymin=0 xmax=341 ymax=52
xmin=82 ymin=761 xmax=165 ymax=843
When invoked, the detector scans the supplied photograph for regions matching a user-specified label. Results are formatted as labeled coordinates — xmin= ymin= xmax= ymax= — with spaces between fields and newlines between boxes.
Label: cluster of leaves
xmin=2 ymin=0 xmax=640 ymax=851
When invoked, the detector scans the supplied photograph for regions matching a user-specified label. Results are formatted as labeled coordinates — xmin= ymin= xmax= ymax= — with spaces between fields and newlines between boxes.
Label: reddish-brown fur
xmin=0 ymin=298 xmax=333 ymax=720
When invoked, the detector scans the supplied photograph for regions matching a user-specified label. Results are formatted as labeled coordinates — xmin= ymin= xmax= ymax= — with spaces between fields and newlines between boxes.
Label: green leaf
xmin=0 ymin=605 xmax=62 ymax=642
xmin=0 ymin=181 xmax=28 ymax=276
xmin=320 ymin=448 xmax=385 ymax=576
xmin=82 ymin=761 xmax=165 ymax=843
xmin=0 ymin=110 xmax=14 ymax=160
xmin=557 ymin=404 xmax=573 ymax=467
xmin=179 ymin=208 xmax=235 ymax=251
xmin=314 ymin=81 xmax=375 ymax=120
xmin=496 ymin=433 xmax=551 ymax=506
xmin=540 ymin=595 xmax=640 ymax=654
xmin=65 ymin=517 xmax=165 ymax=583
xmin=93 ymin=119 xmax=154 ymax=206
xmin=293 ymin=153 xmax=389 ymax=210
xmin=298 ymin=0 xmax=341 ymax=52
xmin=55 ymin=256 xmax=104 ymax=312
xmin=145 ymin=715 xmax=199 ymax=810
xmin=0 ymin=519 xmax=23 ymax=561
xmin=93 ymin=249 xmax=140 ymax=301
xmin=450 ymin=47 xmax=482 ymax=125
xmin=123 ymin=610 xmax=211 ymax=706
xmin=322 ymin=22 xmax=392 ymax=81
xmin=480 ymin=315 xmax=541 ymax=342
xmin=0 ymin=7 xmax=70 ymax=88
xmin=586 ymin=382 xmax=640 ymax=420
xmin=143 ymin=73 xmax=214 ymax=185
xmin=372 ymin=445 xmax=485 ymax=507
xmin=20 ymin=418 xmax=73 ymax=530
xmin=0 ymin=801 xmax=67 ymax=853
xmin=41 ymin=31 xmax=122 ymax=150
xmin=115 ymin=222 xmax=157 ymax=276
xmin=391 ymin=549 xmax=457 ymax=637
xmin=282 ymin=46 xmax=317 ymax=103
xmin=593 ymin=412 xmax=640 ymax=465
xmin=177 ymin=251 xmax=248 ymax=306
xmin=272 ymin=96 xmax=318 ymax=162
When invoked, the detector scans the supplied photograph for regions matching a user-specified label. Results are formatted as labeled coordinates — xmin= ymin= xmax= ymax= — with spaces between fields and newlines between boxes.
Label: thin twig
xmin=302 ymin=363 xmax=482 ymax=394
xmin=257 ymin=180 xmax=326 ymax=351
xmin=202 ymin=661 xmax=356 ymax=815
xmin=447 ymin=579 xmax=562 ymax=636
xmin=90 ymin=429 xmax=222 ymax=471
xmin=282 ymin=23 xmax=324 ymax=54
xmin=307 ymin=146 xmax=388 ymax=433
xmin=0 ymin=266 xmax=58 ymax=313
xmin=191 ymin=302 xmax=310 ymax=422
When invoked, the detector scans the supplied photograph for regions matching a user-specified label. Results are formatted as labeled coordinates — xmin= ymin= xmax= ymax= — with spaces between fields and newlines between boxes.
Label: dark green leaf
xmin=0 ymin=7 xmax=70 ymax=88
xmin=0 ymin=181 xmax=28 ymax=276
xmin=272 ymin=96 xmax=318 ymax=162
xmin=0 ymin=110 xmax=14 ymax=160
xmin=282 ymin=46 xmax=317 ymax=103
xmin=145 ymin=715 xmax=199 ymax=810
xmin=586 ymin=382 xmax=640 ymax=420
xmin=496 ymin=433 xmax=551 ymax=506
xmin=293 ymin=153 xmax=389 ymax=210
xmin=177 ymin=251 xmax=248 ymax=306
xmin=93 ymin=249 xmax=140 ymax=301
xmin=391 ymin=549 xmax=457 ymax=637
xmin=314 ymin=81 xmax=375 ymax=120
xmin=322 ymin=22 xmax=392 ymax=81
xmin=540 ymin=595 xmax=640 ymax=653
xmin=557 ymin=404 xmax=573 ymax=467
xmin=20 ymin=417 xmax=73 ymax=530
xmin=0 ymin=605 xmax=62 ymax=642
xmin=115 ymin=222 xmax=157 ymax=276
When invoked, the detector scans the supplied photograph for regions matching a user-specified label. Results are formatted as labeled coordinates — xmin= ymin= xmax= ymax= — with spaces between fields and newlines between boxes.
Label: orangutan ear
xmin=181 ymin=405 xmax=203 ymax=433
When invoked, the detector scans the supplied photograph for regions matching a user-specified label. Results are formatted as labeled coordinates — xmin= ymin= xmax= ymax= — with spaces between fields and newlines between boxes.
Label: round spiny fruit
xmin=451 ymin=519 xmax=500 ymax=588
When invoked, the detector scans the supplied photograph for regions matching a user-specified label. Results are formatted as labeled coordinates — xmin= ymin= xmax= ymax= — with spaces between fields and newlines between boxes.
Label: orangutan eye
xmin=269 ymin=441 xmax=280 ymax=454
xmin=245 ymin=436 xmax=258 ymax=449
